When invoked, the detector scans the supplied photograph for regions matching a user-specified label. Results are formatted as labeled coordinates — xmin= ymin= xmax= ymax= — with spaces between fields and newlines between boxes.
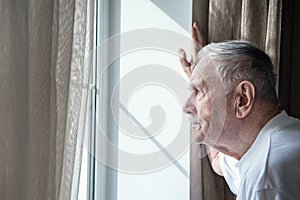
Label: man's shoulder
xmin=249 ymin=120 xmax=300 ymax=200
xmin=269 ymin=116 xmax=300 ymax=153
xmin=268 ymin=117 xmax=300 ymax=165
xmin=263 ymin=118 xmax=300 ymax=196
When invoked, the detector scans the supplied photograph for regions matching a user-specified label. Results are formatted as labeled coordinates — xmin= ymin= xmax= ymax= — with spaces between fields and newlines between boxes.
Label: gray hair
xmin=198 ymin=40 xmax=279 ymax=105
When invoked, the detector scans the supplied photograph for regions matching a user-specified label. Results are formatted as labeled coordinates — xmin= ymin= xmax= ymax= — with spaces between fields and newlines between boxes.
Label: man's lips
xmin=192 ymin=123 xmax=201 ymax=131
xmin=189 ymin=116 xmax=202 ymax=125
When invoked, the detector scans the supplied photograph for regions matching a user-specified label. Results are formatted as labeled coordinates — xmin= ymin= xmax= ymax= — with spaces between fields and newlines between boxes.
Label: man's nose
xmin=183 ymin=96 xmax=196 ymax=114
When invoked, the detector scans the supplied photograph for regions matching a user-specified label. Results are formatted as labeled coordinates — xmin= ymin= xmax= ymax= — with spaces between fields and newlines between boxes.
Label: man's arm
xmin=206 ymin=145 xmax=223 ymax=176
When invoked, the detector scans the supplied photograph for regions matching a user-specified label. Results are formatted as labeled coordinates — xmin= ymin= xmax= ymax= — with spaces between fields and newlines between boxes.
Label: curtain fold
xmin=265 ymin=0 xmax=282 ymax=90
xmin=57 ymin=0 xmax=94 ymax=199
xmin=0 ymin=0 xmax=94 ymax=199
xmin=0 ymin=0 xmax=29 ymax=199
xmin=240 ymin=0 xmax=269 ymax=49
xmin=53 ymin=0 xmax=94 ymax=199
xmin=52 ymin=0 xmax=75 ymax=198
xmin=207 ymin=0 xmax=282 ymax=73
xmin=192 ymin=0 xmax=282 ymax=199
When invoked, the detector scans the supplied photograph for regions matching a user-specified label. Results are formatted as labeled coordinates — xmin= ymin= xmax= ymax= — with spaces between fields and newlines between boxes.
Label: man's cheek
xmin=199 ymin=101 xmax=212 ymax=119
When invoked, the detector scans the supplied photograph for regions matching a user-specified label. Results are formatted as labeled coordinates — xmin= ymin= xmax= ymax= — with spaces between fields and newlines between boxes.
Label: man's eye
xmin=193 ymin=88 xmax=199 ymax=95
xmin=193 ymin=88 xmax=200 ymax=95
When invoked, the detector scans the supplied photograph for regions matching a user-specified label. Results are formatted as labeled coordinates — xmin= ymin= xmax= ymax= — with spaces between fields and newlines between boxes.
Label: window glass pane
xmin=117 ymin=0 xmax=192 ymax=199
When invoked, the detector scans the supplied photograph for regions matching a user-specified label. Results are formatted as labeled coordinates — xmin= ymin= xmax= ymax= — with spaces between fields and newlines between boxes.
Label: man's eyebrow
xmin=190 ymin=78 xmax=209 ymax=93
xmin=189 ymin=81 xmax=198 ymax=90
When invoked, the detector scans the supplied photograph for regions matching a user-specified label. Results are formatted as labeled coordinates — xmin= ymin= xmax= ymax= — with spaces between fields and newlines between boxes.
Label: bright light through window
xmin=117 ymin=0 xmax=192 ymax=200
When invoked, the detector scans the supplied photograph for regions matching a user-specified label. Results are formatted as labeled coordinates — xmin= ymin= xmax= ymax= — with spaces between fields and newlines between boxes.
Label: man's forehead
xmin=190 ymin=56 xmax=216 ymax=85
xmin=190 ymin=71 xmax=205 ymax=87
xmin=195 ymin=55 xmax=216 ymax=73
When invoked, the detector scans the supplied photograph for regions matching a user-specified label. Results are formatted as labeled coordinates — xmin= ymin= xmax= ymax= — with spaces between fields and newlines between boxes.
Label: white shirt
xmin=219 ymin=153 xmax=240 ymax=195
xmin=236 ymin=111 xmax=300 ymax=200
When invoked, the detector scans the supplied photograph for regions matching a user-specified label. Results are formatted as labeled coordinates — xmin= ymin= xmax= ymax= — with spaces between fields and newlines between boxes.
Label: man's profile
xmin=179 ymin=22 xmax=300 ymax=199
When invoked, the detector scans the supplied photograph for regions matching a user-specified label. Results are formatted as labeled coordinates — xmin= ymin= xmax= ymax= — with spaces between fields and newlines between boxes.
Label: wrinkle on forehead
xmin=190 ymin=55 xmax=217 ymax=90
xmin=195 ymin=54 xmax=217 ymax=75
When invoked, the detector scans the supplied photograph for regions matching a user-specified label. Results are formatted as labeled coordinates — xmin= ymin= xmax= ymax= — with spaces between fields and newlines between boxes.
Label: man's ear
xmin=233 ymin=81 xmax=256 ymax=119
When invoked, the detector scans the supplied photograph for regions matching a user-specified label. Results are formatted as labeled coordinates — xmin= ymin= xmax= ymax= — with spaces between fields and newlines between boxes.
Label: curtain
xmin=191 ymin=0 xmax=282 ymax=199
xmin=0 ymin=1 xmax=29 ymax=199
xmin=208 ymin=0 xmax=282 ymax=89
xmin=40 ymin=0 xmax=95 ymax=198
xmin=279 ymin=1 xmax=300 ymax=118
xmin=53 ymin=0 xmax=94 ymax=199
xmin=0 ymin=0 xmax=94 ymax=199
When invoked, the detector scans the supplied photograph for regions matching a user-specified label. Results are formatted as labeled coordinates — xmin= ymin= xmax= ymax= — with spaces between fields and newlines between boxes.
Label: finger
xmin=184 ymin=66 xmax=192 ymax=78
xmin=191 ymin=23 xmax=202 ymax=65
xmin=178 ymin=48 xmax=188 ymax=66
xmin=178 ymin=48 xmax=192 ymax=78
xmin=191 ymin=38 xmax=199 ymax=61
xmin=178 ymin=49 xmax=192 ymax=74
xmin=193 ymin=22 xmax=206 ymax=47
xmin=191 ymin=30 xmax=200 ymax=69
xmin=191 ymin=25 xmax=199 ymax=43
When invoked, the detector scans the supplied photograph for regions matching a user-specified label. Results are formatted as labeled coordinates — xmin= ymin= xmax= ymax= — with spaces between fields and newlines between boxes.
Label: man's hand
xmin=178 ymin=22 xmax=206 ymax=78
xmin=206 ymin=145 xmax=224 ymax=176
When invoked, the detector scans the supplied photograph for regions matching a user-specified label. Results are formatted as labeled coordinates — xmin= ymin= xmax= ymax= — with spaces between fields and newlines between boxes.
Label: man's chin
xmin=192 ymin=132 xmax=205 ymax=144
xmin=192 ymin=133 xmax=219 ymax=147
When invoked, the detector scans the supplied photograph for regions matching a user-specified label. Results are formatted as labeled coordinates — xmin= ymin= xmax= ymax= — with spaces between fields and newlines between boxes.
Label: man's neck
xmin=218 ymin=102 xmax=279 ymax=160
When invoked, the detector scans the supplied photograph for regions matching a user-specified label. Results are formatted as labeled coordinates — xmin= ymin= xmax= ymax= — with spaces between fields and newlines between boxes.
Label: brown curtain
xmin=0 ymin=0 xmax=94 ymax=199
xmin=279 ymin=0 xmax=300 ymax=119
xmin=191 ymin=0 xmax=282 ymax=199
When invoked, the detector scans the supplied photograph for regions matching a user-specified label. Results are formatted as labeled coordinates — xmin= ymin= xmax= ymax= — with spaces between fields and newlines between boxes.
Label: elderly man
xmin=179 ymin=22 xmax=300 ymax=199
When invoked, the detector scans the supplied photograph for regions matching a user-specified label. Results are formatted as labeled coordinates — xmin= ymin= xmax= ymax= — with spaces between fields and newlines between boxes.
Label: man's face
xmin=183 ymin=69 xmax=212 ymax=143
xmin=183 ymin=57 xmax=228 ymax=146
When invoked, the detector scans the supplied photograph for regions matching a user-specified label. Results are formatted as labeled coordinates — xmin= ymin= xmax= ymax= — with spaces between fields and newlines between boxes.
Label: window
xmin=79 ymin=0 xmax=193 ymax=199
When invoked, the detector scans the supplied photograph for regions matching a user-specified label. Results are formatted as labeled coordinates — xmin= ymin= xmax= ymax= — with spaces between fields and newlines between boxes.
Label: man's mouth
xmin=192 ymin=123 xmax=201 ymax=132
xmin=189 ymin=116 xmax=202 ymax=125
xmin=190 ymin=121 xmax=204 ymax=143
